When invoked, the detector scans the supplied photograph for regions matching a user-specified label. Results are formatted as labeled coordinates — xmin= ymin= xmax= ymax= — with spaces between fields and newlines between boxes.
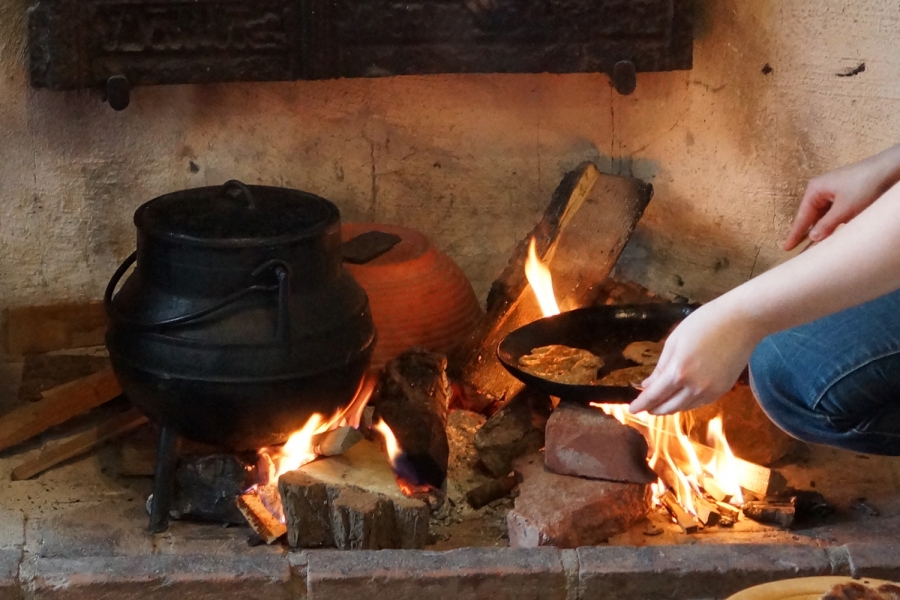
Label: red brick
xmin=544 ymin=403 xmax=656 ymax=484
xmin=507 ymin=453 xmax=651 ymax=548
xmin=578 ymin=545 xmax=838 ymax=600
xmin=24 ymin=554 xmax=292 ymax=600
xmin=306 ymin=548 xmax=567 ymax=600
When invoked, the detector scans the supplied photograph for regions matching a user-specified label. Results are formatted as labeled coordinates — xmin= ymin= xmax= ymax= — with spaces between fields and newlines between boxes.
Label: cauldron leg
xmin=149 ymin=426 xmax=180 ymax=533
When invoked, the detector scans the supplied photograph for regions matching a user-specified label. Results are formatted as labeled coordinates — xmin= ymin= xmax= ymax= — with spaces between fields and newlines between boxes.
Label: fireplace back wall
xmin=1 ymin=0 xmax=898 ymax=314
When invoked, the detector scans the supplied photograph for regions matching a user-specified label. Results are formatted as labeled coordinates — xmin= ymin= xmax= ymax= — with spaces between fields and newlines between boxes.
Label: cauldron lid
xmin=135 ymin=181 xmax=339 ymax=246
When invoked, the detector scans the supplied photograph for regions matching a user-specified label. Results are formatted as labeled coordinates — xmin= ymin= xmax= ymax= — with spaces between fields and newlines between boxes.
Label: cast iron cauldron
xmin=105 ymin=181 xmax=376 ymax=449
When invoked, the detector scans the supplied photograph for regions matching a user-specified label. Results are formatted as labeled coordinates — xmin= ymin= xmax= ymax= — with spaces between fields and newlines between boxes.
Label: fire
xmin=260 ymin=374 xmax=376 ymax=483
xmin=525 ymin=238 xmax=560 ymax=316
xmin=527 ymin=238 xmax=745 ymax=521
xmin=373 ymin=418 xmax=434 ymax=498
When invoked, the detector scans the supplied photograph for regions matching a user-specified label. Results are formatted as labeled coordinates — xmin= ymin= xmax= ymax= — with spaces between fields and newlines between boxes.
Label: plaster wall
xmin=1 ymin=0 xmax=898 ymax=310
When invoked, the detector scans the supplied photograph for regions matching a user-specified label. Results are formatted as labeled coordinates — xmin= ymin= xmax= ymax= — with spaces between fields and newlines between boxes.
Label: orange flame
xmin=373 ymin=418 xmax=434 ymax=498
xmin=525 ymin=238 xmax=560 ymax=317
xmin=705 ymin=417 xmax=744 ymax=505
xmin=374 ymin=418 xmax=401 ymax=463
xmin=260 ymin=374 xmax=376 ymax=483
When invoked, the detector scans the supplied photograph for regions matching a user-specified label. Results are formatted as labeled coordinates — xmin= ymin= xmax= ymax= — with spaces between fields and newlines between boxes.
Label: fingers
xmin=628 ymin=369 xmax=680 ymax=414
xmin=647 ymin=388 xmax=695 ymax=416
xmin=783 ymin=187 xmax=832 ymax=250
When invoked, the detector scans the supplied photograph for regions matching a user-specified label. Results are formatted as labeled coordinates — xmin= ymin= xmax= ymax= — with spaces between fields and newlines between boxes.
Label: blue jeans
xmin=749 ymin=287 xmax=900 ymax=456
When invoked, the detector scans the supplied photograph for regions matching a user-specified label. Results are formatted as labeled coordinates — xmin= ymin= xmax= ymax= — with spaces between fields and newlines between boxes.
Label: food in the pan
xmin=622 ymin=340 xmax=665 ymax=366
xmin=596 ymin=365 xmax=656 ymax=387
xmin=517 ymin=344 xmax=605 ymax=385
xmin=821 ymin=581 xmax=900 ymax=600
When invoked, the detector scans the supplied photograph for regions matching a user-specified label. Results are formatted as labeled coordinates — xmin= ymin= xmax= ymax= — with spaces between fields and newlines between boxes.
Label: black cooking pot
xmin=105 ymin=180 xmax=376 ymax=449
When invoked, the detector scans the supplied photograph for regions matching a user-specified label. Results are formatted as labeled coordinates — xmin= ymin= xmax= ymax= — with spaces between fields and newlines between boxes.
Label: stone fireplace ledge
xmin=2 ymin=543 xmax=900 ymax=600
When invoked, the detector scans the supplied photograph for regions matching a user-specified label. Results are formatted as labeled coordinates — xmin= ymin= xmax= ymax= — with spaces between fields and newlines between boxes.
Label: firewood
xmin=170 ymin=453 xmax=257 ymax=525
xmin=3 ymin=301 xmax=107 ymax=355
xmin=312 ymin=426 xmax=363 ymax=457
xmin=10 ymin=408 xmax=148 ymax=480
xmin=236 ymin=486 xmax=287 ymax=544
xmin=452 ymin=163 xmax=653 ymax=404
xmin=620 ymin=413 xmax=787 ymax=498
xmin=278 ymin=440 xmax=429 ymax=550
xmin=660 ymin=489 xmax=699 ymax=533
xmin=372 ymin=350 xmax=452 ymax=490
xmin=465 ymin=474 xmax=518 ymax=509
xmin=742 ymin=500 xmax=795 ymax=528
xmin=473 ymin=387 xmax=552 ymax=477
xmin=692 ymin=495 xmax=721 ymax=527
xmin=0 ymin=368 xmax=122 ymax=453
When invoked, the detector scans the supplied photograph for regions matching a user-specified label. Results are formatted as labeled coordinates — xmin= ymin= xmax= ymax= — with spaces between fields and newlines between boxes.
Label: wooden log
xmin=473 ymin=387 xmax=553 ymax=477
xmin=279 ymin=440 xmax=430 ymax=550
xmin=3 ymin=301 xmax=108 ymax=355
xmin=742 ymin=501 xmax=795 ymax=528
xmin=0 ymin=368 xmax=122 ymax=453
xmin=10 ymin=408 xmax=147 ymax=480
xmin=465 ymin=474 xmax=518 ymax=509
xmin=236 ymin=486 xmax=287 ymax=544
xmin=312 ymin=426 xmax=363 ymax=457
xmin=660 ymin=489 xmax=699 ymax=533
xmin=452 ymin=163 xmax=653 ymax=404
xmin=372 ymin=350 xmax=452 ymax=490
xmin=170 ymin=453 xmax=257 ymax=525
xmin=692 ymin=495 xmax=721 ymax=527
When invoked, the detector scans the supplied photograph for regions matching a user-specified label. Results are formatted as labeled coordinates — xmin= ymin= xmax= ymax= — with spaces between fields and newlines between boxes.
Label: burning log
xmin=474 ymin=387 xmax=553 ymax=477
xmin=167 ymin=453 xmax=257 ymax=525
xmin=660 ymin=489 xmax=700 ymax=533
xmin=236 ymin=485 xmax=287 ymax=544
xmin=311 ymin=426 xmax=363 ymax=457
xmin=452 ymin=163 xmax=653 ymax=404
xmin=372 ymin=350 xmax=452 ymax=491
xmin=465 ymin=474 xmax=518 ymax=509
xmin=279 ymin=440 xmax=430 ymax=549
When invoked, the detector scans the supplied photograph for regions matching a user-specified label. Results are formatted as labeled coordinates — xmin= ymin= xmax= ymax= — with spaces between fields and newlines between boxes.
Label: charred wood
xmin=742 ymin=500 xmax=795 ymax=528
xmin=169 ymin=453 xmax=257 ymax=525
xmin=372 ymin=350 xmax=452 ymax=490
xmin=660 ymin=489 xmax=699 ymax=533
xmin=465 ymin=474 xmax=518 ymax=509
xmin=474 ymin=387 xmax=553 ymax=477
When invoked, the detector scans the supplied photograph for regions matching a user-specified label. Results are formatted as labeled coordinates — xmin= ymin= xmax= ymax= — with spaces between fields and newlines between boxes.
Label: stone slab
xmin=25 ymin=502 xmax=153 ymax=559
xmin=846 ymin=543 xmax=900 ymax=581
xmin=306 ymin=548 xmax=568 ymax=600
xmin=22 ymin=554 xmax=292 ymax=600
xmin=544 ymin=403 xmax=656 ymax=484
xmin=508 ymin=453 xmax=651 ymax=548
xmin=578 ymin=545 xmax=841 ymax=600
xmin=0 ymin=510 xmax=24 ymax=551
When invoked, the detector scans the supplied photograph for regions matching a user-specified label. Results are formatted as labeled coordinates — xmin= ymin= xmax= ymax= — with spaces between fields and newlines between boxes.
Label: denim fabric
xmin=749 ymin=287 xmax=900 ymax=455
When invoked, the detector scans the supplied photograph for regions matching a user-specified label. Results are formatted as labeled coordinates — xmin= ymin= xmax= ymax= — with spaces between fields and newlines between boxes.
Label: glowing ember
xmin=525 ymin=238 xmax=560 ymax=317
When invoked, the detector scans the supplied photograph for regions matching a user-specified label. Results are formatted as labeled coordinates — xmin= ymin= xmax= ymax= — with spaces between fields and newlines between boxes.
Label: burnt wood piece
xmin=10 ymin=408 xmax=148 ymax=481
xmin=28 ymin=0 xmax=692 ymax=91
xmin=279 ymin=440 xmax=430 ymax=549
xmin=372 ymin=350 xmax=452 ymax=490
xmin=168 ymin=453 xmax=258 ymax=525
xmin=465 ymin=474 xmax=518 ymax=509
xmin=742 ymin=500 xmax=795 ymax=529
xmin=237 ymin=485 xmax=287 ymax=544
xmin=0 ymin=368 xmax=122 ymax=453
xmin=452 ymin=163 xmax=653 ymax=406
xmin=473 ymin=387 xmax=553 ymax=477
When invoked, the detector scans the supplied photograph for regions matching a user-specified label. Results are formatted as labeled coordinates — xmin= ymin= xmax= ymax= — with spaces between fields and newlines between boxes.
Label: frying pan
xmin=497 ymin=303 xmax=699 ymax=403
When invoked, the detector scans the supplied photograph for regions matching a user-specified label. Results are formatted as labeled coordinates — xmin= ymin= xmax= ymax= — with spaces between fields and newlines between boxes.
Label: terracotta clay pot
xmin=342 ymin=223 xmax=483 ymax=369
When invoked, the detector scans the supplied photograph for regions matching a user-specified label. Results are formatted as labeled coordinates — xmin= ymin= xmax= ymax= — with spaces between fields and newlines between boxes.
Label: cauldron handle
xmin=222 ymin=180 xmax=256 ymax=210
xmin=105 ymin=252 xmax=293 ymax=339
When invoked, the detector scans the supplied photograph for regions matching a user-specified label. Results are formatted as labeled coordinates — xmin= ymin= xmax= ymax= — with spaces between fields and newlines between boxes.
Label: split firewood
xmin=372 ymin=350 xmax=452 ymax=491
xmin=278 ymin=440 xmax=429 ymax=550
xmin=692 ymin=495 xmax=721 ymax=527
xmin=11 ymin=408 xmax=147 ymax=480
xmin=0 ymin=368 xmax=122 ymax=453
xmin=660 ymin=489 xmax=699 ymax=533
xmin=465 ymin=474 xmax=518 ymax=509
xmin=311 ymin=426 xmax=363 ymax=457
xmin=236 ymin=485 xmax=287 ymax=544
xmin=742 ymin=500 xmax=795 ymax=528
xmin=474 ymin=387 xmax=552 ymax=477
xmin=451 ymin=163 xmax=653 ymax=404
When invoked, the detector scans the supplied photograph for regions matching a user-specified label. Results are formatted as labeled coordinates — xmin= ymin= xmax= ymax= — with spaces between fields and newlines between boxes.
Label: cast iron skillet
xmin=497 ymin=303 xmax=699 ymax=403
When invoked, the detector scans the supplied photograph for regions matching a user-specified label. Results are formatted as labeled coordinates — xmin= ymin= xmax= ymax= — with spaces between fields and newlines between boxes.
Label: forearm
xmin=865 ymin=143 xmax=900 ymax=192
xmin=716 ymin=181 xmax=900 ymax=342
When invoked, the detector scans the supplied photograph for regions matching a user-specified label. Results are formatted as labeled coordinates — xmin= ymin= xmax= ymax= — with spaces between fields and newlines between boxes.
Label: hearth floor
xmin=2 ymin=351 xmax=900 ymax=599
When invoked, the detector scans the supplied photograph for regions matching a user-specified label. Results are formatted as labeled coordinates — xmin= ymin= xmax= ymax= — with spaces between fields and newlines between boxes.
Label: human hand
xmin=784 ymin=156 xmax=893 ymax=250
xmin=628 ymin=302 xmax=760 ymax=416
